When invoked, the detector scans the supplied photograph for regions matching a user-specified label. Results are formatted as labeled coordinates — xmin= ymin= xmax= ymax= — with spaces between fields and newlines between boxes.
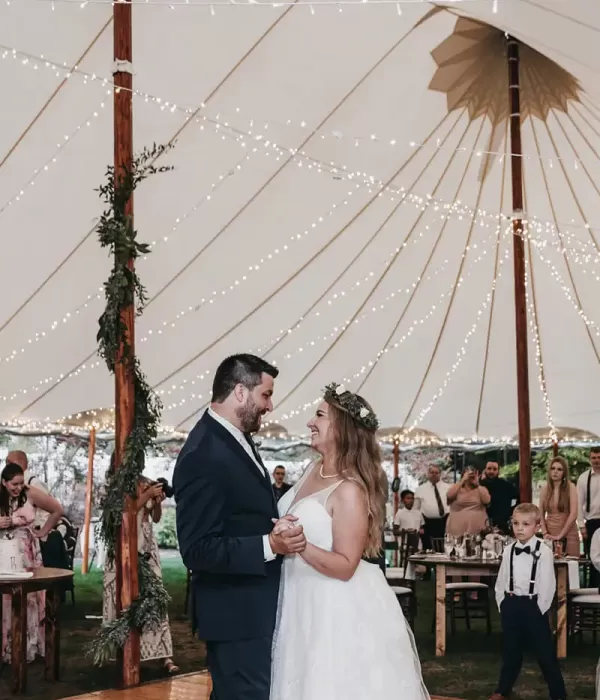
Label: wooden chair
xmin=429 ymin=537 xmax=492 ymax=635
xmin=386 ymin=530 xmax=419 ymax=627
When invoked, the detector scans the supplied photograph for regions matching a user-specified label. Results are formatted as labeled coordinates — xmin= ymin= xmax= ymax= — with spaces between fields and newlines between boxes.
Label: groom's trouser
xmin=206 ymin=636 xmax=271 ymax=700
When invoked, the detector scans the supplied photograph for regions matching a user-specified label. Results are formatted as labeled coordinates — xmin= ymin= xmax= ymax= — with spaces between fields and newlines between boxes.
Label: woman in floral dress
xmin=102 ymin=464 xmax=178 ymax=674
xmin=0 ymin=462 xmax=63 ymax=661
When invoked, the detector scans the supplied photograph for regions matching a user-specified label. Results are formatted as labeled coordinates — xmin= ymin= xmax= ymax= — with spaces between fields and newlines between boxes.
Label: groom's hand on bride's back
xmin=269 ymin=519 xmax=306 ymax=555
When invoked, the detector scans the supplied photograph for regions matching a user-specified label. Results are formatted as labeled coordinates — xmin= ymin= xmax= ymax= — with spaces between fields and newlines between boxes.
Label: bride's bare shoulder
xmin=332 ymin=479 xmax=367 ymax=509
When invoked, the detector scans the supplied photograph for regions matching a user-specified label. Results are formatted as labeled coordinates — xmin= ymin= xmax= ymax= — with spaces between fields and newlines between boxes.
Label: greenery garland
xmin=91 ymin=144 xmax=173 ymax=664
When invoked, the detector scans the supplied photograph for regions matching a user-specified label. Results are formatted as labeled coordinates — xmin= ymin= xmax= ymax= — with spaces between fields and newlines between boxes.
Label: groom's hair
xmin=212 ymin=354 xmax=279 ymax=403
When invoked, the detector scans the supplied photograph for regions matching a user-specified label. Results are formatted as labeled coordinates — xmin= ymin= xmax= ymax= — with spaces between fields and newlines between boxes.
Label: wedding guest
xmin=0 ymin=462 xmax=63 ymax=662
xmin=393 ymin=490 xmax=425 ymax=533
xmin=415 ymin=465 xmax=449 ymax=551
xmin=272 ymin=465 xmax=291 ymax=502
xmin=490 ymin=503 xmax=567 ymax=700
xmin=481 ymin=461 xmax=518 ymax=534
xmin=577 ymin=447 xmax=600 ymax=585
xmin=446 ymin=467 xmax=490 ymax=536
xmin=6 ymin=450 xmax=68 ymax=572
xmin=103 ymin=456 xmax=179 ymax=674
xmin=6 ymin=451 xmax=47 ymax=492
xmin=539 ymin=456 xmax=579 ymax=556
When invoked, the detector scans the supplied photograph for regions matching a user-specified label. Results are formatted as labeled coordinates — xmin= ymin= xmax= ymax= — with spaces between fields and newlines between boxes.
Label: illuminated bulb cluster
xmin=524 ymin=266 xmax=556 ymax=441
xmin=526 ymin=228 xmax=600 ymax=278
xmin=531 ymin=243 xmax=600 ymax=336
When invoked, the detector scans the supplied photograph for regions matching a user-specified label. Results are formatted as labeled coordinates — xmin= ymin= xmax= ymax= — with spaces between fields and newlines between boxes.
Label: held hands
xmin=0 ymin=516 xmax=12 ymax=529
xmin=269 ymin=514 xmax=307 ymax=556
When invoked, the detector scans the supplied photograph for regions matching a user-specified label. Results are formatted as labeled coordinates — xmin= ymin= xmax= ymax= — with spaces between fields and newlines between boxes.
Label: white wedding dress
xmin=271 ymin=462 xmax=430 ymax=700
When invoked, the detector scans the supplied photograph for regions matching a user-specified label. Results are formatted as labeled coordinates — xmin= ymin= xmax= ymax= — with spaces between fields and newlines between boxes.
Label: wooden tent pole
xmin=507 ymin=36 xmax=532 ymax=504
xmin=393 ymin=441 xmax=400 ymax=516
xmin=81 ymin=427 xmax=96 ymax=575
xmin=114 ymin=0 xmax=140 ymax=686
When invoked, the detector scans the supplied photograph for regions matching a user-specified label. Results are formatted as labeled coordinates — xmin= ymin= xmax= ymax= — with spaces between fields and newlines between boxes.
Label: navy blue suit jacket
xmin=173 ymin=411 xmax=281 ymax=642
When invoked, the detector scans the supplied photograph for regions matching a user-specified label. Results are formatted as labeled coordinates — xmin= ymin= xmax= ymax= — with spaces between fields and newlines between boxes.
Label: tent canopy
xmin=1 ymin=0 xmax=600 ymax=440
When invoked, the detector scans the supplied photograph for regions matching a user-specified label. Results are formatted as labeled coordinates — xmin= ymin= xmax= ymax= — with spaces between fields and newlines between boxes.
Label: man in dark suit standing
xmin=174 ymin=354 xmax=306 ymax=700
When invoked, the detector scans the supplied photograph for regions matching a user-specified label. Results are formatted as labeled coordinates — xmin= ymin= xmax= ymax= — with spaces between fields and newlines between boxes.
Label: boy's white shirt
xmin=495 ymin=536 xmax=556 ymax=615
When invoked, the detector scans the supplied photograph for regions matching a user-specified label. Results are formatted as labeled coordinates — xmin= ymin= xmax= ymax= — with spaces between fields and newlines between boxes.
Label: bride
xmin=270 ymin=383 xmax=430 ymax=700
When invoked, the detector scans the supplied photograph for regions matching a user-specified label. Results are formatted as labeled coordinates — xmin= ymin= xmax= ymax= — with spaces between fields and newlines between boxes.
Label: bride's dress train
xmin=271 ymin=464 xmax=430 ymax=700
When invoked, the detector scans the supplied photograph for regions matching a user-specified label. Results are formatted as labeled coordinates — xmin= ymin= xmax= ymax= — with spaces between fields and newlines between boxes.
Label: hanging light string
xmin=0 ymin=133 xmax=258 ymax=368
xmin=163 ymin=222 xmax=508 ymax=418
xmin=1 ymin=110 xmax=527 ymax=374
xmin=525 ymin=250 xmax=557 ymax=441
xmin=0 ymin=198 xmax=493 ymax=404
xmin=5 ymin=214 xmax=504 ymax=415
xmin=270 ymin=239 xmax=510 ymax=429
xmin=36 ymin=0 xmax=520 ymax=8
xmin=162 ymin=224 xmax=502 ymax=411
xmin=3 ymin=42 xmax=600 ymax=234
xmin=530 ymin=238 xmax=600 ymax=336
xmin=0 ymin=97 xmax=107 ymax=216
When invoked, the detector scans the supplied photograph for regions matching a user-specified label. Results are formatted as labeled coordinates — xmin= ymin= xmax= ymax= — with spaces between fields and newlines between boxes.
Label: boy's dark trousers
xmin=496 ymin=595 xmax=566 ymax=700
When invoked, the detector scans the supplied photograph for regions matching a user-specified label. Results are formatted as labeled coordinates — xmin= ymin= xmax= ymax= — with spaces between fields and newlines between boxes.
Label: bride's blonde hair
xmin=324 ymin=394 xmax=386 ymax=558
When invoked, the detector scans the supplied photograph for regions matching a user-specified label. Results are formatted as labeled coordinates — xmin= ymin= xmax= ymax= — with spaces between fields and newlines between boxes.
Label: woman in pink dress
xmin=446 ymin=467 xmax=491 ymax=536
xmin=539 ymin=456 xmax=579 ymax=557
xmin=0 ymin=462 xmax=63 ymax=662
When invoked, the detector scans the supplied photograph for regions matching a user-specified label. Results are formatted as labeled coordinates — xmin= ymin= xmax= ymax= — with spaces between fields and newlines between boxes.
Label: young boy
xmin=490 ymin=503 xmax=567 ymax=700
xmin=393 ymin=490 xmax=425 ymax=534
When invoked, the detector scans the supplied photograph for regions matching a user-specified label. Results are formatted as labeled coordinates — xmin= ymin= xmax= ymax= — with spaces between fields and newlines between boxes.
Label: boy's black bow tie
xmin=515 ymin=545 xmax=531 ymax=555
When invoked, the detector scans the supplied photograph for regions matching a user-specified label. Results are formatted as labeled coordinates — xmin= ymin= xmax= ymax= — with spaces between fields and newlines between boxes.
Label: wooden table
xmin=409 ymin=554 xmax=575 ymax=659
xmin=0 ymin=567 xmax=73 ymax=694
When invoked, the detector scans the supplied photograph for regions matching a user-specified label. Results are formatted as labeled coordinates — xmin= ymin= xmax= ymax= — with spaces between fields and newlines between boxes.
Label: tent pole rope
xmin=400 ymin=112 xmax=491 ymax=427
xmin=475 ymin=122 xmax=508 ymax=435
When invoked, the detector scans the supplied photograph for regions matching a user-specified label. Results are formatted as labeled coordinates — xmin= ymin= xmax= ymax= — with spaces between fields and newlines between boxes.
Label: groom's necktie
xmin=244 ymin=433 xmax=269 ymax=480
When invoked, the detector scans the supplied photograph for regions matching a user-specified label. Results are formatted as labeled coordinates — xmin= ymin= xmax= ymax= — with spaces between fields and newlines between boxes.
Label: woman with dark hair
xmin=102 ymin=455 xmax=178 ymax=674
xmin=270 ymin=384 xmax=429 ymax=700
xmin=0 ymin=462 xmax=63 ymax=662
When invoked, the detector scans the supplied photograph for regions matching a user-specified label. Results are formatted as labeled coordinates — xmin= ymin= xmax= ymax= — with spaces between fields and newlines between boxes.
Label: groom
xmin=174 ymin=353 xmax=306 ymax=700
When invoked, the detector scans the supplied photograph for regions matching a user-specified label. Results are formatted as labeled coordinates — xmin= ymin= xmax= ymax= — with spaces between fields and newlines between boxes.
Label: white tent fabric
xmin=1 ymin=0 xmax=600 ymax=440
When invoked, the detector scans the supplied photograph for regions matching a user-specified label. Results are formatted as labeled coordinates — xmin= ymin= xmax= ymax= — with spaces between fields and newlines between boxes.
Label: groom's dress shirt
xmin=207 ymin=408 xmax=276 ymax=562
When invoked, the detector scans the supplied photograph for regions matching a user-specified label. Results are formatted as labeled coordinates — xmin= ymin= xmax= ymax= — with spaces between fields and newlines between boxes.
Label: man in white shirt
xmin=490 ymin=503 xmax=566 ymax=700
xmin=577 ymin=446 xmax=600 ymax=585
xmin=414 ymin=465 xmax=449 ymax=552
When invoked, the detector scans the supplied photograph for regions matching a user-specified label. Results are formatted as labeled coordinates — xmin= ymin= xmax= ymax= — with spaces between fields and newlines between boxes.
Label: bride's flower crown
xmin=323 ymin=383 xmax=380 ymax=432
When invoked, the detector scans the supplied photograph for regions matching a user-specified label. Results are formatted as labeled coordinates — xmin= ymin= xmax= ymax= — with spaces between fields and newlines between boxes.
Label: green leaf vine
xmin=91 ymin=143 xmax=173 ymax=664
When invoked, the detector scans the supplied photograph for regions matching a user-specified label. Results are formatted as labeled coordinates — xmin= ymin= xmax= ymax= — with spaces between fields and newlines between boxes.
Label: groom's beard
xmin=236 ymin=398 xmax=264 ymax=433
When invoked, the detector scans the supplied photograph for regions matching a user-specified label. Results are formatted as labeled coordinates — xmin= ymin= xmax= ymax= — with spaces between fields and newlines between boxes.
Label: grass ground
xmin=0 ymin=556 xmax=597 ymax=700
